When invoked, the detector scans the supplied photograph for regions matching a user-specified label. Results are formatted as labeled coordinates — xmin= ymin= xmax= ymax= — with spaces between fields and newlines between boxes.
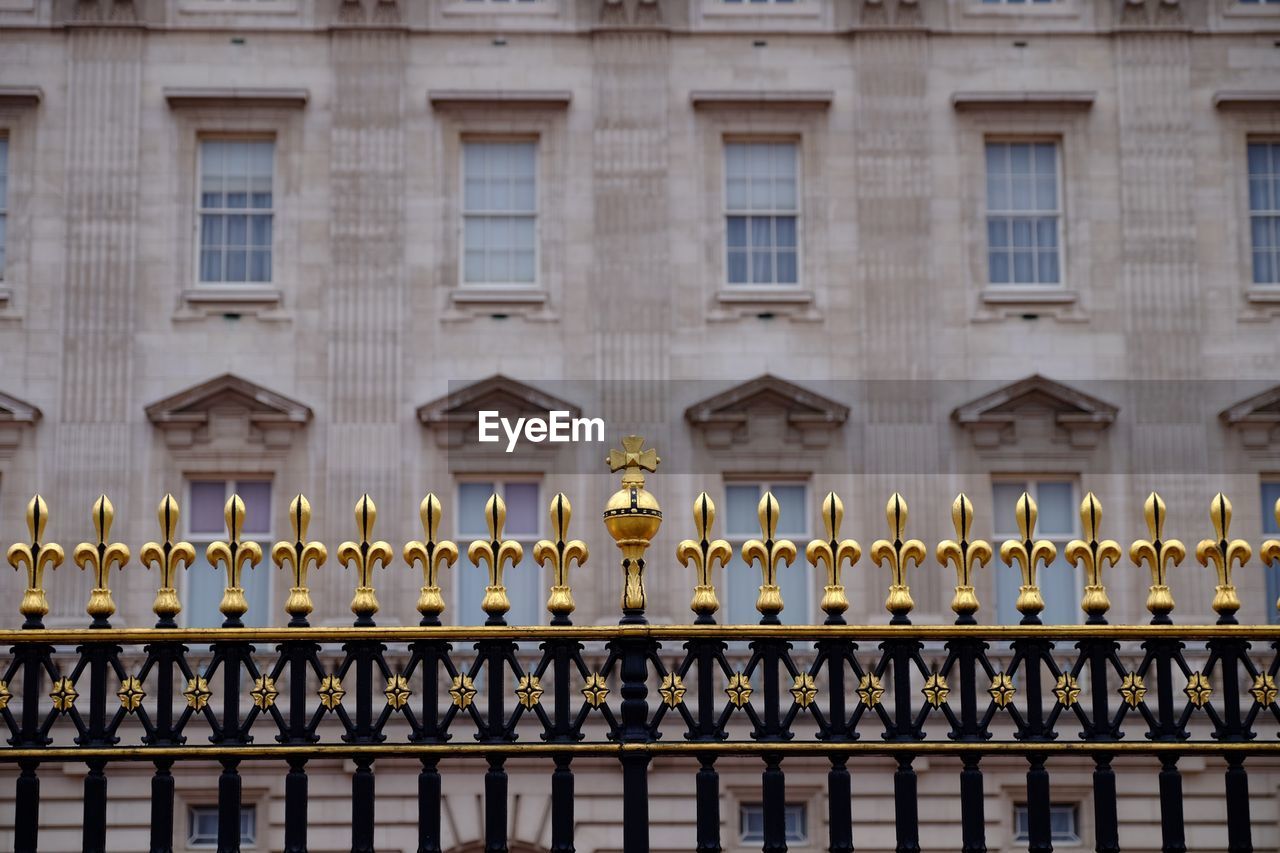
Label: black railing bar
xmin=4 ymin=624 xmax=1280 ymax=643
xmin=4 ymin=741 xmax=1280 ymax=761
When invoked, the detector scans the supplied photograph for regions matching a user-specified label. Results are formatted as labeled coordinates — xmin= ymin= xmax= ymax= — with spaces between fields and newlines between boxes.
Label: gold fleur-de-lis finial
xmin=206 ymin=494 xmax=264 ymax=624
xmin=535 ymin=493 xmax=587 ymax=623
xmin=404 ymin=494 xmax=459 ymax=624
xmin=73 ymin=495 xmax=130 ymax=626
xmin=936 ymin=493 xmax=993 ymax=619
xmin=999 ymin=492 xmax=1058 ymax=621
xmin=741 ymin=491 xmax=798 ymax=622
xmin=870 ymin=493 xmax=927 ymax=622
xmin=677 ymin=492 xmax=733 ymax=622
xmin=1262 ymin=498 xmax=1280 ymax=614
xmin=7 ymin=495 xmax=65 ymax=628
xmin=1129 ymin=491 xmax=1186 ymax=620
xmin=1065 ymin=492 xmax=1122 ymax=620
xmin=467 ymin=493 xmax=524 ymax=623
xmin=271 ymin=494 xmax=328 ymax=625
xmin=1194 ymin=493 xmax=1251 ymax=620
xmin=139 ymin=494 xmax=197 ymax=626
xmin=805 ymin=492 xmax=860 ymax=622
xmin=337 ymin=495 xmax=394 ymax=623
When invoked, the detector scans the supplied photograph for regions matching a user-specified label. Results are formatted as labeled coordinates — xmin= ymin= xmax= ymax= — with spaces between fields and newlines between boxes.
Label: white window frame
xmin=459 ymin=137 xmax=541 ymax=291
xmin=984 ymin=138 xmax=1065 ymax=288
xmin=1247 ymin=138 xmax=1280 ymax=287
xmin=991 ymin=475 xmax=1081 ymax=625
xmin=187 ymin=803 xmax=257 ymax=848
xmin=181 ymin=477 xmax=274 ymax=626
xmin=722 ymin=138 xmax=802 ymax=290
xmin=723 ymin=479 xmax=812 ymax=624
xmin=194 ymin=135 xmax=277 ymax=288
xmin=452 ymin=476 xmax=544 ymax=624
xmin=1013 ymin=802 xmax=1081 ymax=845
xmin=739 ymin=802 xmax=808 ymax=845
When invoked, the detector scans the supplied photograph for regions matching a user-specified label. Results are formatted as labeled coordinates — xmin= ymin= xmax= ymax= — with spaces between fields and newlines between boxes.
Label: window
xmin=185 ymin=480 xmax=273 ymax=628
xmin=723 ymin=482 xmax=810 ymax=624
xmin=1248 ymin=142 xmax=1280 ymax=285
xmin=985 ymin=141 xmax=1061 ymax=286
xmin=992 ymin=478 xmax=1079 ymax=625
xmin=740 ymin=803 xmax=807 ymax=844
xmin=188 ymin=804 xmax=256 ymax=847
xmin=725 ymin=141 xmax=799 ymax=287
xmin=0 ymin=135 xmax=7 ymax=279
xmin=1013 ymin=803 xmax=1080 ymax=844
xmin=1264 ymin=481 xmax=1280 ymax=624
xmin=456 ymin=479 xmax=542 ymax=625
xmin=198 ymin=139 xmax=274 ymax=284
xmin=462 ymin=141 xmax=537 ymax=287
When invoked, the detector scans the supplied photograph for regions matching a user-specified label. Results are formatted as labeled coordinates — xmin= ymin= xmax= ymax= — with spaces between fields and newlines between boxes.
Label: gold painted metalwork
xmin=870 ymin=493 xmax=927 ymax=620
xmin=140 ymin=494 xmax=197 ymax=622
xmin=742 ymin=492 xmax=798 ymax=619
xmin=937 ymin=493 xmax=992 ymax=618
xmin=385 ymin=674 xmax=411 ymax=710
xmin=535 ymin=493 xmax=587 ymax=620
xmin=449 ymin=674 xmax=477 ymax=710
xmin=1054 ymin=673 xmax=1081 ymax=708
xmin=989 ymin=673 xmax=1015 ymax=708
xmin=725 ymin=672 xmax=752 ymax=708
xmin=50 ymin=677 xmax=78 ymax=712
xmin=805 ymin=492 xmax=859 ymax=619
xmin=1065 ymin=493 xmax=1122 ymax=619
xmin=251 ymin=676 xmax=278 ymax=710
xmin=8 ymin=495 xmax=65 ymax=623
xmin=1119 ymin=673 xmax=1147 ymax=708
xmin=467 ymin=493 xmax=524 ymax=621
xmin=922 ymin=672 xmax=949 ymax=708
xmin=184 ymin=676 xmax=212 ymax=711
xmin=604 ymin=436 xmax=662 ymax=616
xmin=338 ymin=495 xmax=394 ymax=620
xmin=272 ymin=494 xmax=328 ymax=622
xmin=117 ymin=676 xmax=145 ymax=712
xmin=1184 ymin=673 xmax=1212 ymax=708
xmin=206 ymin=494 xmax=264 ymax=622
xmin=318 ymin=675 xmax=345 ymax=710
xmin=1130 ymin=492 xmax=1186 ymax=619
xmin=515 ymin=674 xmax=543 ymax=709
xmin=857 ymin=673 xmax=884 ymax=707
xmin=790 ymin=673 xmax=818 ymax=709
xmin=1000 ymin=492 xmax=1058 ymax=619
xmin=73 ymin=495 xmax=130 ymax=623
xmin=677 ymin=492 xmax=732 ymax=621
xmin=582 ymin=673 xmax=609 ymax=708
xmin=1250 ymin=673 xmax=1277 ymax=707
xmin=659 ymin=673 xmax=686 ymax=708
xmin=1195 ymin=493 xmax=1251 ymax=618
xmin=404 ymin=494 xmax=458 ymax=622
xmin=0 ymin=680 xmax=10 ymax=710
xmin=1263 ymin=498 xmax=1280 ymax=613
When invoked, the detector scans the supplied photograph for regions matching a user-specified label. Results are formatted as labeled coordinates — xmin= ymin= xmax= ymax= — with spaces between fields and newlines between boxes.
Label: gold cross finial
xmin=607 ymin=436 xmax=659 ymax=487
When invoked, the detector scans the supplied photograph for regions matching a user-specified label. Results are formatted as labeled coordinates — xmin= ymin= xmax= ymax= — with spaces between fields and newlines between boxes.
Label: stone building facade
xmin=1 ymin=0 xmax=1280 ymax=850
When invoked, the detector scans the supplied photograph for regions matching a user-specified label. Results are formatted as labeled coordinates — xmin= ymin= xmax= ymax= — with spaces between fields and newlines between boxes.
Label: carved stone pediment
xmin=1221 ymin=385 xmax=1280 ymax=451
xmin=685 ymin=375 xmax=849 ymax=450
xmin=0 ymin=390 xmax=41 ymax=457
xmin=952 ymin=375 xmax=1117 ymax=451
xmin=144 ymin=374 xmax=312 ymax=451
xmin=417 ymin=375 xmax=582 ymax=451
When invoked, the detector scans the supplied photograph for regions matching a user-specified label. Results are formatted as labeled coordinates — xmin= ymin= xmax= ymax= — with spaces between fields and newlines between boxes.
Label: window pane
xmin=776 ymin=250 xmax=797 ymax=284
xmin=727 ymin=249 xmax=748 ymax=284
xmin=1012 ymin=250 xmax=1034 ymax=283
xmin=1009 ymin=143 xmax=1032 ymax=174
xmin=1011 ymin=219 xmax=1034 ymax=249
xmin=725 ymin=484 xmax=761 ymax=535
xmin=236 ymin=481 xmax=272 ymax=535
xmin=988 ymin=218 xmax=1009 ymax=249
xmin=752 ymin=250 xmax=773 ymax=284
xmin=1264 ymin=482 xmax=1280 ymax=624
xmin=458 ymin=482 xmax=496 ymax=538
xmin=503 ymin=482 xmax=539 ymax=536
xmin=190 ymin=481 xmax=227 ymax=534
xmin=775 ymin=217 xmax=797 ymax=249
xmin=751 ymin=217 xmax=773 ymax=249
xmin=727 ymin=216 xmax=748 ymax=248
xmin=1038 ymin=250 xmax=1059 ymax=284
xmin=989 ymin=250 xmax=1010 ymax=284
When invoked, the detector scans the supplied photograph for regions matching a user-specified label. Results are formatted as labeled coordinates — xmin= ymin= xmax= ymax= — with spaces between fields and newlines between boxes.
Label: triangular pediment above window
xmin=951 ymin=375 xmax=1117 ymax=450
xmin=144 ymin=374 xmax=312 ymax=450
xmin=685 ymin=375 xmax=849 ymax=450
xmin=1220 ymin=385 xmax=1280 ymax=451
xmin=0 ymin=390 xmax=41 ymax=456
xmin=417 ymin=375 xmax=582 ymax=449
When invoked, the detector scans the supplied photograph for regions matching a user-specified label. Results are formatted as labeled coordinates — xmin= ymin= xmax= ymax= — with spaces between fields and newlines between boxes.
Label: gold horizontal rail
xmin=3 ymin=741 xmax=1280 ymax=763
xmin=3 ymin=624 xmax=1280 ymax=644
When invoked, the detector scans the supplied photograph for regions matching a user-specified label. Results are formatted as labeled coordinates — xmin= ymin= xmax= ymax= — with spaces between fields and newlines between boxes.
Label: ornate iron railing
xmin=4 ymin=437 xmax=1280 ymax=852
